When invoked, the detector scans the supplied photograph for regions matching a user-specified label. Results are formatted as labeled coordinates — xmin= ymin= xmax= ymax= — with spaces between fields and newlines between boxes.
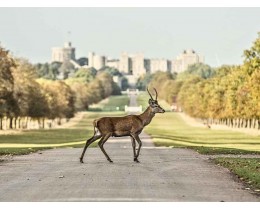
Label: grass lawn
xmin=89 ymin=95 xmax=129 ymax=111
xmin=144 ymin=111 xmax=260 ymax=153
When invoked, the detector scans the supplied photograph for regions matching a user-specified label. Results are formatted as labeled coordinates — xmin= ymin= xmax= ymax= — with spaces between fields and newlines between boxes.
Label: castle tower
xmin=51 ymin=41 xmax=75 ymax=63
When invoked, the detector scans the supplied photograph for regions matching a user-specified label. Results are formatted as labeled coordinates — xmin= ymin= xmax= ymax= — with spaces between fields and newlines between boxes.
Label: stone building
xmin=119 ymin=52 xmax=131 ymax=74
xmin=51 ymin=42 xmax=76 ymax=63
xmin=131 ymin=53 xmax=147 ymax=77
xmin=149 ymin=58 xmax=171 ymax=73
xmin=172 ymin=49 xmax=204 ymax=73
xmin=88 ymin=52 xmax=106 ymax=70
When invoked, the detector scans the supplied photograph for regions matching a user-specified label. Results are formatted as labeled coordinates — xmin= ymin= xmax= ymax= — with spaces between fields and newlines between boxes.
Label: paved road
xmin=0 ymin=133 xmax=259 ymax=201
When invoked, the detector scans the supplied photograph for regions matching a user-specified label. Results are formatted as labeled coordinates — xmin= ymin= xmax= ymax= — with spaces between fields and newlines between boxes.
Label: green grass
xmin=214 ymin=158 xmax=260 ymax=192
xmin=89 ymin=94 xmax=129 ymax=111
xmin=143 ymin=112 xmax=260 ymax=154
xmin=0 ymin=147 xmax=52 ymax=156
xmin=190 ymin=146 xmax=260 ymax=155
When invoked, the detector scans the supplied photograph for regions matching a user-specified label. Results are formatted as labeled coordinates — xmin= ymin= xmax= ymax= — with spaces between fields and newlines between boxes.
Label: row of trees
xmin=0 ymin=46 xmax=121 ymax=130
xmin=147 ymin=33 xmax=260 ymax=129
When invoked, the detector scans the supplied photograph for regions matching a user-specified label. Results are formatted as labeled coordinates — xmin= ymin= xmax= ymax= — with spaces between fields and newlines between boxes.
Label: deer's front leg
xmin=131 ymin=134 xmax=142 ymax=163
xmin=130 ymin=137 xmax=137 ymax=161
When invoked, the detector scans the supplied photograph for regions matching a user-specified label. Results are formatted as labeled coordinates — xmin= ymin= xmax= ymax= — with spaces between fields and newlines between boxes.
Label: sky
xmin=0 ymin=7 xmax=260 ymax=67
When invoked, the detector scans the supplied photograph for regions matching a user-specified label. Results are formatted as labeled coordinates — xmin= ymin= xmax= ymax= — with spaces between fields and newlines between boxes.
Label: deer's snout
xmin=159 ymin=107 xmax=165 ymax=113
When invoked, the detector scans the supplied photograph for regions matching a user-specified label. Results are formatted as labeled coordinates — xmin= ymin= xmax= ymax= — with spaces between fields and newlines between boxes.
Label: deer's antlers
xmin=147 ymin=87 xmax=158 ymax=101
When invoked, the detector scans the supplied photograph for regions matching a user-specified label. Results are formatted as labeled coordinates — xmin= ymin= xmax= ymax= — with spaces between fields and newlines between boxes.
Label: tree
xmin=99 ymin=66 xmax=122 ymax=76
xmin=136 ymin=73 xmax=153 ymax=90
xmin=243 ymin=32 xmax=260 ymax=74
xmin=38 ymin=80 xmax=75 ymax=120
xmin=0 ymin=45 xmax=16 ymax=129
xmin=35 ymin=62 xmax=61 ymax=80
xmin=149 ymin=71 xmax=175 ymax=98
xmin=58 ymin=61 xmax=75 ymax=79
xmin=73 ymin=67 xmax=97 ymax=83
xmin=77 ymin=57 xmax=88 ymax=66
xmin=177 ymin=76 xmax=202 ymax=117
xmin=177 ymin=63 xmax=215 ymax=80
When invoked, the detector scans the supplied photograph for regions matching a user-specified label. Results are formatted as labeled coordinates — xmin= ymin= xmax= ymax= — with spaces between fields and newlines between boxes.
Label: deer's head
xmin=147 ymin=88 xmax=165 ymax=114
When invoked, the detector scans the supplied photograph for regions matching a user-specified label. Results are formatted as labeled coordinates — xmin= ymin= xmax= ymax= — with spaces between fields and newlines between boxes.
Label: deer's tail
xmin=93 ymin=119 xmax=100 ymax=135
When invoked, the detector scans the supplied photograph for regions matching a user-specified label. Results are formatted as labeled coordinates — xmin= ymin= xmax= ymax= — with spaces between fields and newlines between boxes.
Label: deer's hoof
xmin=134 ymin=158 xmax=140 ymax=163
xmin=80 ymin=158 xmax=84 ymax=163
xmin=108 ymin=159 xmax=113 ymax=163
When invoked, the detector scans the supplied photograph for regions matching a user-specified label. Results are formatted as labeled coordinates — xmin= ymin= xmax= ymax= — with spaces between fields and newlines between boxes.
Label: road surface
xmin=0 ymin=132 xmax=259 ymax=201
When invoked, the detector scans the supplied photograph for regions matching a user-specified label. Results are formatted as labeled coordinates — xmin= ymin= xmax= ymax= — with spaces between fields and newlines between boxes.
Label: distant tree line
xmin=0 ymin=46 xmax=122 ymax=130
xmin=145 ymin=33 xmax=260 ymax=130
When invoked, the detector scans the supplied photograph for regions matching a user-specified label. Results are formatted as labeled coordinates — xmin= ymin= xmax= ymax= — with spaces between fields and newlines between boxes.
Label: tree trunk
xmin=18 ymin=118 xmax=21 ymax=129
xmin=0 ymin=117 xmax=2 ymax=130
xmin=14 ymin=118 xmax=17 ymax=129
xmin=25 ymin=117 xmax=29 ymax=129
xmin=57 ymin=118 xmax=61 ymax=125
xmin=9 ymin=117 xmax=13 ymax=129
xmin=245 ymin=119 xmax=248 ymax=128
xmin=42 ymin=118 xmax=45 ymax=129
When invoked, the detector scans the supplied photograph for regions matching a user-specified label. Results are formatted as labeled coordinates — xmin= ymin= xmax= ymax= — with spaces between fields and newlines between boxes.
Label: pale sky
xmin=0 ymin=7 xmax=259 ymax=67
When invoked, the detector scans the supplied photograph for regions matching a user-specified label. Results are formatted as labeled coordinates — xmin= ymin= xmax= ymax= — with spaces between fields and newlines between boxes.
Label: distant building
xmin=131 ymin=53 xmax=146 ymax=77
xmin=88 ymin=52 xmax=106 ymax=70
xmin=51 ymin=42 xmax=205 ymax=85
xmin=119 ymin=52 xmax=131 ymax=74
xmin=150 ymin=58 xmax=171 ymax=73
xmin=51 ymin=42 xmax=76 ymax=63
xmin=172 ymin=49 xmax=204 ymax=73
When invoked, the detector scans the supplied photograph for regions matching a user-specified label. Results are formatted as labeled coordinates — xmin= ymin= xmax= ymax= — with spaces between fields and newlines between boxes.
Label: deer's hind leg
xmin=80 ymin=134 xmax=102 ymax=163
xmin=98 ymin=133 xmax=113 ymax=163
xmin=131 ymin=134 xmax=142 ymax=163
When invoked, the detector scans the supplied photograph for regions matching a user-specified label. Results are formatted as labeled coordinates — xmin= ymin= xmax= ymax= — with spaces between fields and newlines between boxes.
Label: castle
xmin=51 ymin=42 xmax=204 ymax=84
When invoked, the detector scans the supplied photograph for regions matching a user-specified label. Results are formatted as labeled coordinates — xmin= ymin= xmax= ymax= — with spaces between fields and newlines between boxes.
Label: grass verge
xmin=0 ymin=147 xmax=52 ymax=156
xmin=214 ymin=158 xmax=260 ymax=193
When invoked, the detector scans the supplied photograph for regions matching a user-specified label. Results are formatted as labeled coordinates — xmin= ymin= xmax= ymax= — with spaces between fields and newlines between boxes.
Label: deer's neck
xmin=139 ymin=107 xmax=155 ymax=126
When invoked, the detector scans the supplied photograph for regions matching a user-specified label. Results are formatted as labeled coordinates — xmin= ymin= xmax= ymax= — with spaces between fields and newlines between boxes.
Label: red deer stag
xmin=79 ymin=88 xmax=165 ymax=163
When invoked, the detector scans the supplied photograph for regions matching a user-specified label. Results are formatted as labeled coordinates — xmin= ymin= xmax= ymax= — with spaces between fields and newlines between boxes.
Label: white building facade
xmin=51 ymin=42 xmax=76 ymax=63
xmin=172 ymin=49 xmax=204 ymax=73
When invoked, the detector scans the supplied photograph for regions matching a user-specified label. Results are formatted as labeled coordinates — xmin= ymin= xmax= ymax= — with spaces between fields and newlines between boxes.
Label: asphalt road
xmin=0 ymin=132 xmax=259 ymax=201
